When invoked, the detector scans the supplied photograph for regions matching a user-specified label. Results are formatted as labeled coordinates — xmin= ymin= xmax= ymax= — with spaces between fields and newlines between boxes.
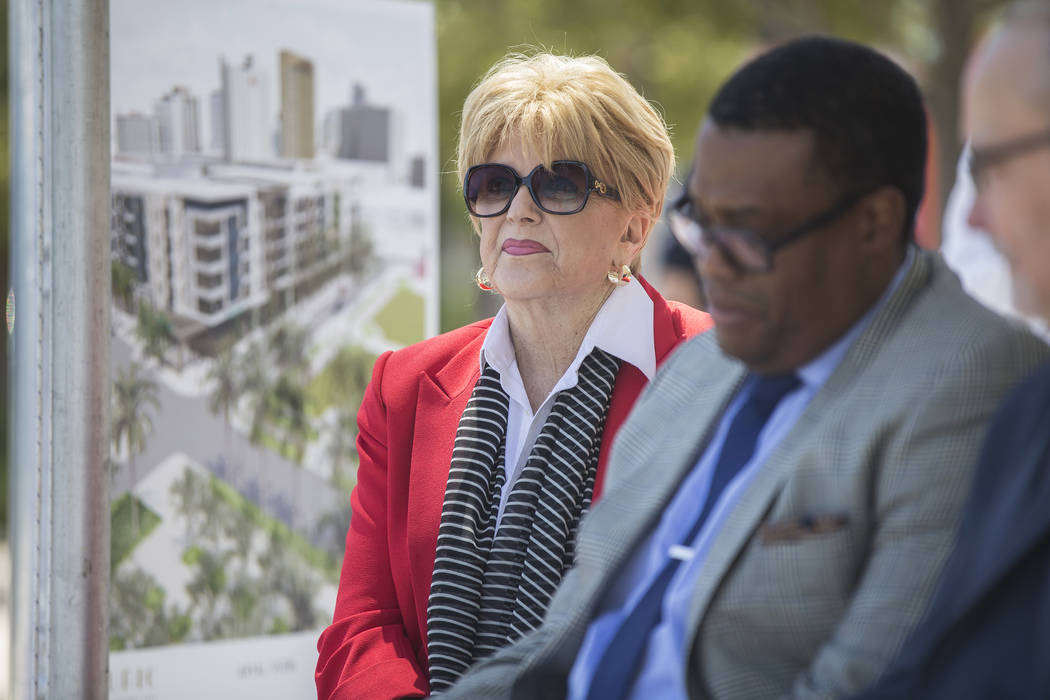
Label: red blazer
xmin=315 ymin=278 xmax=710 ymax=700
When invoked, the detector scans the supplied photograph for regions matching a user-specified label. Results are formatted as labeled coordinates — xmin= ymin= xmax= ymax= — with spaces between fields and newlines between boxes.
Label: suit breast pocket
xmin=712 ymin=520 xmax=860 ymax=653
xmin=752 ymin=516 xmax=856 ymax=597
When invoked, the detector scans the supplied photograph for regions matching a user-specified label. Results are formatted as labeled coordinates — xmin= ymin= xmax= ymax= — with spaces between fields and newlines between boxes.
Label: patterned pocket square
xmin=759 ymin=513 xmax=850 ymax=544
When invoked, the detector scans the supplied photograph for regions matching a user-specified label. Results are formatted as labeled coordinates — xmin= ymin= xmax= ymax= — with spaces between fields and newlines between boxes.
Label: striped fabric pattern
xmin=426 ymin=348 xmax=621 ymax=692
xmin=426 ymin=363 xmax=510 ymax=690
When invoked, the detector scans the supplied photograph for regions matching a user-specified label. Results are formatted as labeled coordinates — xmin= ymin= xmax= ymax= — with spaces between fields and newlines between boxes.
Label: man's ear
xmin=858 ymin=186 xmax=908 ymax=251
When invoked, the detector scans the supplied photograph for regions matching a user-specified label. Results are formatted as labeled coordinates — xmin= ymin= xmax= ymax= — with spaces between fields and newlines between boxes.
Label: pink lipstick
xmin=502 ymin=238 xmax=549 ymax=256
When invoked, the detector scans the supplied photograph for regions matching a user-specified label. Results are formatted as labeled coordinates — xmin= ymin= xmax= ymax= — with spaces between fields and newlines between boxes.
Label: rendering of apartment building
xmin=155 ymin=86 xmax=201 ymax=159
xmin=279 ymin=49 xmax=315 ymax=159
xmin=110 ymin=49 xmax=430 ymax=344
xmin=209 ymin=163 xmax=348 ymax=300
xmin=336 ymin=84 xmax=390 ymax=162
xmin=110 ymin=161 xmax=363 ymax=333
xmin=220 ymin=55 xmax=272 ymax=163
xmin=112 ymin=165 xmax=266 ymax=329
xmin=115 ymin=112 xmax=157 ymax=159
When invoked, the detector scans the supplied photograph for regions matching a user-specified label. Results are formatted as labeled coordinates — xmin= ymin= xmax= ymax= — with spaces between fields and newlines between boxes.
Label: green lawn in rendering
xmin=111 ymin=493 xmax=162 ymax=571
xmin=374 ymin=284 xmax=424 ymax=346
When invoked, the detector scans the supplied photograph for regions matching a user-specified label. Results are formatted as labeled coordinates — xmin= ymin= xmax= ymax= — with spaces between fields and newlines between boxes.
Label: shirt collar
xmin=796 ymin=245 xmax=916 ymax=389
xmin=479 ymin=277 xmax=657 ymax=384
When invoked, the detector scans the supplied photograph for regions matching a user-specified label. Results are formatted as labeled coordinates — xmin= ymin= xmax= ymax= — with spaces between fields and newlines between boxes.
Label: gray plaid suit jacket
xmin=444 ymin=250 xmax=1050 ymax=700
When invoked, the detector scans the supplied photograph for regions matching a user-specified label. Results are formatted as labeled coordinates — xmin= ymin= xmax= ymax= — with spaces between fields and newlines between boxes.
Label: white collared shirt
xmin=478 ymin=278 xmax=656 ymax=522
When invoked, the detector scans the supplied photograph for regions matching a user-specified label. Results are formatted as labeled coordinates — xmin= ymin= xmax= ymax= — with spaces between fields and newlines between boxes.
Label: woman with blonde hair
xmin=316 ymin=52 xmax=711 ymax=699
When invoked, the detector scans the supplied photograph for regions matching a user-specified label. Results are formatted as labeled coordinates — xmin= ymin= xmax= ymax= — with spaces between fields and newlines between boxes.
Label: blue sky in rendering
xmin=111 ymin=0 xmax=437 ymax=158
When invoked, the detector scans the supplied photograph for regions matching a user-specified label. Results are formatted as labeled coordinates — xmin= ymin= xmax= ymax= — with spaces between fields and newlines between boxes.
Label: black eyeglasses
xmin=969 ymin=128 xmax=1050 ymax=188
xmin=669 ymin=188 xmax=868 ymax=273
xmin=463 ymin=160 xmax=620 ymax=217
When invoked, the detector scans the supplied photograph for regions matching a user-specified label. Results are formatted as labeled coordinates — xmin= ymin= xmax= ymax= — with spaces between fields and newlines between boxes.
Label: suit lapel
xmin=572 ymin=334 xmax=747 ymax=613
xmin=406 ymin=330 xmax=486 ymax=602
xmin=683 ymin=249 xmax=934 ymax=647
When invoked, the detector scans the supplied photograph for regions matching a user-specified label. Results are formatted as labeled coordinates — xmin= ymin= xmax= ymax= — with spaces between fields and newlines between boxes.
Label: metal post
xmin=9 ymin=0 xmax=111 ymax=697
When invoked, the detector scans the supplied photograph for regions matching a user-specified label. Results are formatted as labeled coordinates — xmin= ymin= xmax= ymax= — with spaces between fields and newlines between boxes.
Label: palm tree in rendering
xmin=327 ymin=403 xmax=358 ymax=490
xmin=135 ymin=301 xmax=174 ymax=366
xmin=240 ymin=340 xmax=275 ymax=513
xmin=112 ymin=361 xmax=160 ymax=535
xmin=269 ymin=322 xmax=310 ymax=377
xmin=207 ymin=345 xmax=239 ymax=431
xmin=207 ymin=344 xmax=240 ymax=483
xmin=261 ymin=323 xmax=313 ymax=528
xmin=268 ymin=374 xmax=311 ymax=529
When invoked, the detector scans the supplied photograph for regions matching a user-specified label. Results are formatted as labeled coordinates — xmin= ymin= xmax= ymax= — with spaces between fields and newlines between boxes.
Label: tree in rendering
xmin=111 ymin=361 xmax=160 ymax=535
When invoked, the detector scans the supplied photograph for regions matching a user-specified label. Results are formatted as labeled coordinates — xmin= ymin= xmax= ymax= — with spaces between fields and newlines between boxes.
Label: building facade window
xmin=197 ymin=297 xmax=224 ymax=314
xmin=195 ymin=246 xmax=222 ymax=263
xmin=196 ymin=272 xmax=223 ymax=289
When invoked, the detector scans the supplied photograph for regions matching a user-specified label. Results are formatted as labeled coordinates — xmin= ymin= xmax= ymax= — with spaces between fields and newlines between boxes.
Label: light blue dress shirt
xmin=568 ymin=248 xmax=915 ymax=699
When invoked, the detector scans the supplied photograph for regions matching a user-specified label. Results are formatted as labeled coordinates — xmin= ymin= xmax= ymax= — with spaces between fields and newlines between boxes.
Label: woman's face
xmin=476 ymin=136 xmax=648 ymax=306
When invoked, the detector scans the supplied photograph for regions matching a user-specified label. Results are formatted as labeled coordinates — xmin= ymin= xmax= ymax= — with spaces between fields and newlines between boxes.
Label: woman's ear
xmin=620 ymin=211 xmax=653 ymax=262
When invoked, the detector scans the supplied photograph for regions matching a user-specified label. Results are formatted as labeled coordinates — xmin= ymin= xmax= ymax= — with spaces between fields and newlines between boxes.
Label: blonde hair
xmin=456 ymin=52 xmax=674 ymax=222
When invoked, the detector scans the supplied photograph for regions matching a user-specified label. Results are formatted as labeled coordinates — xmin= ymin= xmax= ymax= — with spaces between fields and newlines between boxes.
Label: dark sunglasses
xmin=669 ymin=188 xmax=868 ymax=273
xmin=969 ymin=128 xmax=1050 ymax=189
xmin=463 ymin=160 xmax=620 ymax=217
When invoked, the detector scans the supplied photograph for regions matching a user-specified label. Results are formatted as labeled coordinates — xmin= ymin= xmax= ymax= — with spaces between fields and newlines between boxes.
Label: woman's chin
xmin=491 ymin=269 xmax=553 ymax=301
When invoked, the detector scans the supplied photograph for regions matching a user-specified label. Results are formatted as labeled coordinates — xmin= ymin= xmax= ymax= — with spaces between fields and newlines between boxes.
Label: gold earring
xmin=475 ymin=267 xmax=493 ymax=291
xmin=607 ymin=264 xmax=632 ymax=286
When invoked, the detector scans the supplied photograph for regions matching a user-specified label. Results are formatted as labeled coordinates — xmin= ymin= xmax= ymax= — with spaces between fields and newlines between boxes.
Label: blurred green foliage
xmin=433 ymin=0 xmax=1008 ymax=331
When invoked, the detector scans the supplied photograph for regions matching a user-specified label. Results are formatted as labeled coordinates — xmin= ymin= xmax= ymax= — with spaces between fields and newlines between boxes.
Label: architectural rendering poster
xmin=108 ymin=1 xmax=438 ymax=696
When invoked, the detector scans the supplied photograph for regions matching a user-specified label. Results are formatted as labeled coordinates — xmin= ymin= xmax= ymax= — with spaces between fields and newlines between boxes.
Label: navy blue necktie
xmin=584 ymin=372 xmax=801 ymax=700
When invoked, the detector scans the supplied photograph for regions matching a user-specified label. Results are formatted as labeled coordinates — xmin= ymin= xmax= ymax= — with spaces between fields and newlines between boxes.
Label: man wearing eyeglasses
xmin=444 ymin=35 xmax=1049 ymax=700
xmin=851 ymin=3 xmax=1050 ymax=698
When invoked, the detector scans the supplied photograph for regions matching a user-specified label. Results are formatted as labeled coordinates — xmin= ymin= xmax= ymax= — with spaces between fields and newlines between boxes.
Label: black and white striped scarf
xmin=426 ymin=347 xmax=621 ymax=691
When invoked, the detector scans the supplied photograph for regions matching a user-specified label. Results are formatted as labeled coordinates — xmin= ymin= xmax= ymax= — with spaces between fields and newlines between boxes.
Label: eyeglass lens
xmin=671 ymin=206 xmax=768 ymax=271
xmin=466 ymin=162 xmax=591 ymax=216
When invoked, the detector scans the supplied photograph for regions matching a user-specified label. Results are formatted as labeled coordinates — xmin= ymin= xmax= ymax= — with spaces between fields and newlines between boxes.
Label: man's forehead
xmin=970 ymin=25 xmax=1050 ymax=137
xmin=693 ymin=122 xmax=816 ymax=154
xmin=690 ymin=124 xmax=824 ymax=199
